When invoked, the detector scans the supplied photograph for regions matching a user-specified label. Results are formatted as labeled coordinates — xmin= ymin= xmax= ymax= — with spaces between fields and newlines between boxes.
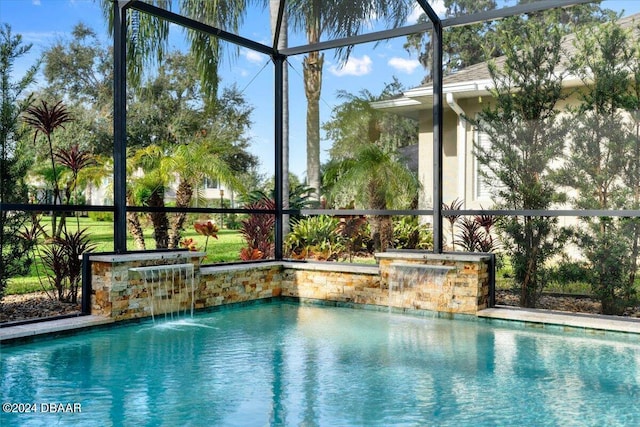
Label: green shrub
xmin=285 ymin=215 xmax=344 ymax=260
xmin=88 ymin=211 xmax=114 ymax=222
xmin=392 ymin=216 xmax=433 ymax=250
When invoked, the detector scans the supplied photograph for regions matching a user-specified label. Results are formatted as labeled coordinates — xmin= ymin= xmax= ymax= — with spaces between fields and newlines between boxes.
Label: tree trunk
xmin=303 ymin=5 xmax=323 ymax=201
xmin=169 ymin=179 xmax=193 ymax=248
xmin=148 ymin=187 xmax=169 ymax=249
xmin=126 ymin=193 xmax=145 ymax=250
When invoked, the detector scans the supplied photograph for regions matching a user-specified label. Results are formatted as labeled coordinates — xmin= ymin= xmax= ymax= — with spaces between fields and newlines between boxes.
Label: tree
xmin=0 ymin=24 xmax=38 ymax=300
xmin=42 ymin=23 xmax=114 ymax=157
xmin=625 ymin=26 xmax=640 ymax=301
xmin=100 ymin=0 xmax=247 ymax=107
xmin=561 ymin=17 xmax=636 ymax=314
xmin=405 ymin=0 xmax=498 ymax=83
xmin=270 ymin=0 xmax=290 ymax=236
xmin=405 ymin=1 xmax=610 ymax=83
xmin=23 ymin=100 xmax=72 ymax=238
xmin=324 ymin=79 xmax=418 ymax=161
xmin=287 ymin=0 xmax=414 ymax=199
xmin=473 ymin=15 xmax=570 ymax=308
xmin=167 ymin=140 xmax=244 ymax=248
xmin=323 ymin=144 xmax=419 ymax=252
xmin=43 ymin=23 xmax=113 ymax=108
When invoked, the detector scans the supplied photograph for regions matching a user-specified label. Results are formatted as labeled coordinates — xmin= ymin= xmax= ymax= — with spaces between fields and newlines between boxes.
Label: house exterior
xmin=373 ymin=13 xmax=640 ymax=211
xmin=84 ymin=175 xmax=235 ymax=208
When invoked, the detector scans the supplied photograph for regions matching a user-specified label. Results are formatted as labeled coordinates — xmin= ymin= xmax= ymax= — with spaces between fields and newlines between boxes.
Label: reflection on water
xmin=2 ymin=303 xmax=639 ymax=426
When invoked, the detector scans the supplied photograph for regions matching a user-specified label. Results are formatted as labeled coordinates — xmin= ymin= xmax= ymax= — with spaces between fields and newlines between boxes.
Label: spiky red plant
xmin=239 ymin=198 xmax=275 ymax=259
xmin=54 ymin=144 xmax=94 ymax=176
xmin=23 ymin=100 xmax=72 ymax=210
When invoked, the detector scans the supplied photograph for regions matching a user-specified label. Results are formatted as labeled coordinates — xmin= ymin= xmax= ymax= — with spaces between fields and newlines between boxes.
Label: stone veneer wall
xmin=376 ymin=251 xmax=493 ymax=314
xmin=89 ymin=251 xmax=206 ymax=320
xmin=87 ymin=250 xmax=493 ymax=321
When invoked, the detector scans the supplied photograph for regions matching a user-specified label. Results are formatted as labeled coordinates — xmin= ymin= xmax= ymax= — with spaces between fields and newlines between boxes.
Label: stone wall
xmin=89 ymin=252 xmax=205 ymax=320
xmin=197 ymin=263 xmax=283 ymax=308
xmin=87 ymin=250 xmax=493 ymax=321
xmin=281 ymin=263 xmax=380 ymax=305
xmin=377 ymin=251 xmax=493 ymax=314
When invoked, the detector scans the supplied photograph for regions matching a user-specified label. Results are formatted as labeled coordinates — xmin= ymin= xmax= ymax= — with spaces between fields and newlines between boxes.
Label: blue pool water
xmin=2 ymin=303 xmax=640 ymax=426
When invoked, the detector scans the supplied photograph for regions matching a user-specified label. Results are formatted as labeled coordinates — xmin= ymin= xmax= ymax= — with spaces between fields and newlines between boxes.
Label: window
xmin=204 ymin=177 xmax=219 ymax=189
xmin=473 ymin=127 xmax=494 ymax=200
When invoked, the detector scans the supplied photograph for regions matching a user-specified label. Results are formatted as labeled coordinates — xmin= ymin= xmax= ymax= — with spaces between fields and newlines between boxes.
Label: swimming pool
xmin=2 ymin=302 xmax=639 ymax=426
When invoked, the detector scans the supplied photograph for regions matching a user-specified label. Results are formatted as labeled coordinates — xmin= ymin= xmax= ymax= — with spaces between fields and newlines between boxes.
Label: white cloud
xmin=19 ymin=31 xmax=64 ymax=44
xmin=242 ymin=49 xmax=266 ymax=65
xmin=32 ymin=0 xmax=41 ymax=5
xmin=329 ymin=55 xmax=373 ymax=77
xmin=407 ymin=0 xmax=446 ymax=23
xmin=388 ymin=57 xmax=421 ymax=74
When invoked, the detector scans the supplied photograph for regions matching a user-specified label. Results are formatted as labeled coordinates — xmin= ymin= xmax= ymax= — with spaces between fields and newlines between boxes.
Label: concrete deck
xmin=0 ymin=315 xmax=114 ymax=344
xmin=1 ymin=305 xmax=639 ymax=344
xmin=479 ymin=305 xmax=640 ymax=335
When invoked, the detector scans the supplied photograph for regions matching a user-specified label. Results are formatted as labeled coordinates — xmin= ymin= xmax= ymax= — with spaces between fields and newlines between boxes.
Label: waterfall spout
xmin=130 ymin=263 xmax=195 ymax=322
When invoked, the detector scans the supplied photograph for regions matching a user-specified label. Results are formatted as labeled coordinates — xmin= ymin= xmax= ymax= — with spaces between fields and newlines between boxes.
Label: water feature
xmin=2 ymin=303 xmax=639 ymax=426
xmin=129 ymin=263 xmax=195 ymax=322
xmin=388 ymin=262 xmax=455 ymax=308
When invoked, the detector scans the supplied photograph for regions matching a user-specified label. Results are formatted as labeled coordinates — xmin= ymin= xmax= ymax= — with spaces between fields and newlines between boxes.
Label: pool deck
xmin=0 ymin=315 xmax=114 ymax=343
xmin=479 ymin=306 xmax=640 ymax=335
xmin=1 ymin=306 xmax=639 ymax=344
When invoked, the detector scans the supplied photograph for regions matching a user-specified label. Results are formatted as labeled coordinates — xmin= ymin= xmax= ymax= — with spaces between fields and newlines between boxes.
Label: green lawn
xmin=5 ymin=216 xmax=245 ymax=296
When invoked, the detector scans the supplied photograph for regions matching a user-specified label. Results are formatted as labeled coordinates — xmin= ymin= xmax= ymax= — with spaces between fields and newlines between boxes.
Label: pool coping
xmin=2 ymin=302 xmax=639 ymax=344
xmin=0 ymin=315 xmax=114 ymax=344
xmin=478 ymin=305 xmax=640 ymax=335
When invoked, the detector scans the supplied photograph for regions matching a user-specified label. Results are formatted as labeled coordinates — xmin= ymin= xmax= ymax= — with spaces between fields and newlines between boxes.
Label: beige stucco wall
xmin=418 ymin=109 xmax=460 ymax=210
xmin=417 ymin=89 xmax=586 ymax=211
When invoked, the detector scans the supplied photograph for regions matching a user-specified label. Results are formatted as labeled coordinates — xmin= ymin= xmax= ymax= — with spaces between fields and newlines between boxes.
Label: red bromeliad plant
xmin=194 ymin=220 xmax=219 ymax=252
xmin=180 ymin=237 xmax=199 ymax=252
xmin=239 ymin=247 xmax=264 ymax=261
xmin=239 ymin=198 xmax=275 ymax=260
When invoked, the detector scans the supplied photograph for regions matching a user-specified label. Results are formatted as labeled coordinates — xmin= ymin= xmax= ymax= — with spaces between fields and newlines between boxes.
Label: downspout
xmin=446 ymin=93 xmax=467 ymax=208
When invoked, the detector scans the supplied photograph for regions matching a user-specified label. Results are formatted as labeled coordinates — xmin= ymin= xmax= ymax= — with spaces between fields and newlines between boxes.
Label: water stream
xmin=129 ymin=263 xmax=195 ymax=322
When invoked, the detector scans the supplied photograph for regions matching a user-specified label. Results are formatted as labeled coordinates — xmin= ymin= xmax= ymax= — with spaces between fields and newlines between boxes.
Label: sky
xmin=3 ymin=0 xmax=640 ymax=180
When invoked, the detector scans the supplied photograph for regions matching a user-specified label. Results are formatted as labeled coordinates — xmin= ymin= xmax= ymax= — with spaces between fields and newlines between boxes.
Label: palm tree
xmin=323 ymin=144 xmax=419 ymax=251
xmin=165 ymin=141 xmax=244 ymax=248
xmin=287 ymin=0 xmax=414 ymax=199
xmin=128 ymin=145 xmax=170 ymax=248
xmin=100 ymin=0 xmax=247 ymax=107
xmin=102 ymin=1 xmax=414 ymax=200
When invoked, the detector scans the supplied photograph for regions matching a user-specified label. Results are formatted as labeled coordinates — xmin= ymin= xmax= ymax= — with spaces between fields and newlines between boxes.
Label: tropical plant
xmin=323 ymin=144 xmax=419 ymax=252
xmin=392 ymin=216 xmax=433 ymax=251
xmin=337 ymin=214 xmax=369 ymax=262
xmin=23 ymin=100 xmax=72 ymax=238
xmin=194 ymin=220 xmax=219 ymax=252
xmin=285 ymin=215 xmax=343 ymax=260
xmin=239 ymin=198 xmax=276 ymax=260
xmin=40 ymin=228 xmax=96 ymax=303
xmin=442 ymin=198 xmax=464 ymax=250
xmin=167 ymin=140 xmax=242 ymax=248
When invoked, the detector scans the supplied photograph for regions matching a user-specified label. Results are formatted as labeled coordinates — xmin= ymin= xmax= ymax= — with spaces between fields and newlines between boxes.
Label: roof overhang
xmin=373 ymin=75 xmax=587 ymax=119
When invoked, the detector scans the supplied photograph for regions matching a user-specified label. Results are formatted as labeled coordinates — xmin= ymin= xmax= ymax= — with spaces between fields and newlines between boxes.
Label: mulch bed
xmin=0 ymin=292 xmax=81 ymax=324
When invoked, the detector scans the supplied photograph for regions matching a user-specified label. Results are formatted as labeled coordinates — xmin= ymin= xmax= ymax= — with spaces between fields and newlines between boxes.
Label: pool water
xmin=2 ymin=303 xmax=640 ymax=426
